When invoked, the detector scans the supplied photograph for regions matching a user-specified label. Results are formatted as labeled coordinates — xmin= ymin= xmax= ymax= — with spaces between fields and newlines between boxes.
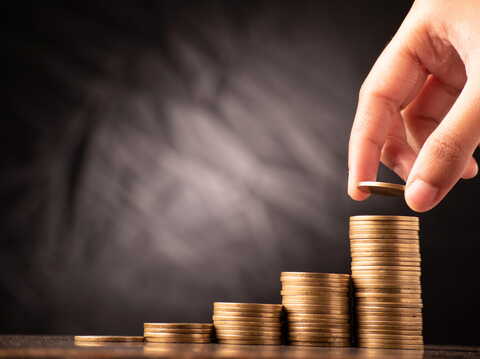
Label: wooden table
xmin=0 ymin=336 xmax=479 ymax=358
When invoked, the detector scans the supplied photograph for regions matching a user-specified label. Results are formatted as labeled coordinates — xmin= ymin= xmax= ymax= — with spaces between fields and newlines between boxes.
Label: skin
xmin=348 ymin=0 xmax=480 ymax=212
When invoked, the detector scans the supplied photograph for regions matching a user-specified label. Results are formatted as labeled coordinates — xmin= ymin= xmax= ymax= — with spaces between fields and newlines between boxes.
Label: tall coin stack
xmin=349 ymin=215 xmax=423 ymax=350
xmin=213 ymin=302 xmax=283 ymax=345
xmin=143 ymin=323 xmax=213 ymax=343
xmin=281 ymin=272 xmax=351 ymax=347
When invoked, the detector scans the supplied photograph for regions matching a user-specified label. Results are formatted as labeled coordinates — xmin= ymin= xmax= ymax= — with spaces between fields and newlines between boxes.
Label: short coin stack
xmin=143 ymin=323 xmax=213 ymax=343
xmin=213 ymin=302 xmax=283 ymax=345
xmin=280 ymin=272 xmax=352 ymax=347
xmin=349 ymin=215 xmax=423 ymax=350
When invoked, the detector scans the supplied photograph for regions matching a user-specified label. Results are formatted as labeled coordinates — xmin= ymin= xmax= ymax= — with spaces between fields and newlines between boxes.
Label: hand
xmin=348 ymin=0 xmax=480 ymax=212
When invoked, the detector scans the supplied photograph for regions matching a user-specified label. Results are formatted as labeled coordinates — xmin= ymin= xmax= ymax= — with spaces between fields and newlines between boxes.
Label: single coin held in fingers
xmin=357 ymin=182 xmax=405 ymax=197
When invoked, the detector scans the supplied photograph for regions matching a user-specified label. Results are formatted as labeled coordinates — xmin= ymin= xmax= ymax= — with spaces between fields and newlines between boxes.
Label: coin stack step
xmin=143 ymin=323 xmax=214 ymax=343
xmin=281 ymin=272 xmax=352 ymax=347
xmin=349 ymin=215 xmax=424 ymax=350
xmin=213 ymin=302 xmax=283 ymax=345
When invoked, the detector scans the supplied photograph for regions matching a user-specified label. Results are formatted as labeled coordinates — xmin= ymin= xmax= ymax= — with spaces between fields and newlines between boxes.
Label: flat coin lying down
xmin=357 ymin=182 xmax=405 ymax=197
xmin=74 ymin=336 xmax=144 ymax=342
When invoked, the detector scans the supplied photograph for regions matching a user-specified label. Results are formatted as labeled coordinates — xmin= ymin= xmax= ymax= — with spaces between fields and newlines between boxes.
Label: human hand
xmin=348 ymin=0 xmax=480 ymax=212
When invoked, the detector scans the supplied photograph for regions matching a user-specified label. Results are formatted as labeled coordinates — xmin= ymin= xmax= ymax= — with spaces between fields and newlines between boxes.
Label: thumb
xmin=405 ymin=75 xmax=480 ymax=212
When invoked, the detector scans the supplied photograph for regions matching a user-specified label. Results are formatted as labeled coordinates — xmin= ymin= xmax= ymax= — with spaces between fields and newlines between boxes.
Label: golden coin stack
xmin=349 ymin=215 xmax=423 ymax=350
xmin=143 ymin=323 xmax=213 ymax=343
xmin=212 ymin=302 xmax=283 ymax=345
xmin=280 ymin=272 xmax=352 ymax=347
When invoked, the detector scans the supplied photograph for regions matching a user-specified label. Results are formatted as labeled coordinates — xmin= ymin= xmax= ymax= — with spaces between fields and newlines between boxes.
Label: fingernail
xmin=405 ymin=178 xmax=439 ymax=212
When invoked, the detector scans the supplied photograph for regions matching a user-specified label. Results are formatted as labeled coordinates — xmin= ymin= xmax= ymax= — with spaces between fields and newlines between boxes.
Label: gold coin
xmin=350 ymin=239 xmax=420 ymax=248
xmin=350 ymin=219 xmax=419 ymax=224
xmin=144 ymin=323 xmax=213 ymax=329
xmin=350 ymin=232 xmax=418 ymax=238
xmin=350 ymin=233 xmax=420 ymax=240
xmin=289 ymin=339 xmax=351 ymax=346
xmin=352 ymin=274 xmax=421 ymax=281
xmin=357 ymin=295 xmax=422 ymax=303
xmin=289 ymin=332 xmax=351 ymax=339
xmin=289 ymin=341 xmax=351 ymax=347
xmin=213 ymin=324 xmax=282 ymax=331
xmin=289 ymin=337 xmax=351 ymax=344
xmin=288 ymin=322 xmax=351 ymax=330
xmin=143 ymin=328 xmax=213 ymax=334
xmin=282 ymin=284 xmax=350 ymax=295
xmin=357 ymin=181 xmax=405 ymax=196
xmin=143 ymin=333 xmax=211 ymax=339
xmin=215 ymin=329 xmax=281 ymax=336
xmin=217 ymin=338 xmax=281 ymax=345
xmin=213 ymin=302 xmax=282 ymax=312
xmin=358 ymin=338 xmax=424 ymax=345
xmin=353 ymin=276 xmax=421 ymax=283
xmin=283 ymin=304 xmax=349 ymax=315
xmin=281 ymin=289 xmax=349 ymax=297
xmin=356 ymin=318 xmax=422 ymax=326
xmin=351 ymin=252 xmax=421 ymax=258
xmin=350 ymin=252 xmax=421 ymax=258
xmin=213 ymin=310 xmax=281 ymax=318
xmin=358 ymin=324 xmax=422 ymax=332
xmin=358 ymin=328 xmax=422 ymax=335
xmin=74 ymin=336 xmax=144 ymax=342
xmin=352 ymin=259 xmax=421 ymax=267
xmin=280 ymin=278 xmax=350 ymax=287
xmin=287 ymin=317 xmax=349 ymax=324
xmin=145 ymin=337 xmax=211 ymax=343
xmin=352 ymin=264 xmax=420 ymax=271
xmin=283 ymin=302 xmax=349 ymax=310
xmin=289 ymin=327 xmax=351 ymax=334
xmin=286 ymin=309 xmax=350 ymax=318
xmin=213 ymin=320 xmax=282 ymax=328
xmin=356 ymin=305 xmax=422 ymax=314
xmin=216 ymin=333 xmax=281 ymax=339
xmin=351 ymin=242 xmax=419 ymax=248
xmin=286 ymin=312 xmax=349 ymax=319
xmin=356 ymin=301 xmax=423 ymax=309
xmin=350 ymin=227 xmax=418 ymax=232
xmin=350 ymin=222 xmax=419 ymax=229
xmin=356 ymin=313 xmax=422 ymax=321
xmin=350 ymin=215 xmax=418 ymax=222
xmin=282 ymin=295 xmax=349 ymax=302
xmin=280 ymin=272 xmax=350 ymax=281
xmin=355 ymin=293 xmax=422 ymax=300
xmin=358 ymin=343 xmax=424 ymax=350
xmin=359 ymin=333 xmax=423 ymax=340
xmin=355 ymin=287 xmax=422 ymax=295
xmin=212 ymin=315 xmax=280 ymax=323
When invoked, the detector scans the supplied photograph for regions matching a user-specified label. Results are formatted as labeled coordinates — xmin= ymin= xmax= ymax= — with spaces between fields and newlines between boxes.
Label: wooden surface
xmin=0 ymin=336 xmax=479 ymax=358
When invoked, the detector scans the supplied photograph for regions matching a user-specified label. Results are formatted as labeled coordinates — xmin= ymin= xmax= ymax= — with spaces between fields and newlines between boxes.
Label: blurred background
xmin=2 ymin=0 xmax=479 ymax=346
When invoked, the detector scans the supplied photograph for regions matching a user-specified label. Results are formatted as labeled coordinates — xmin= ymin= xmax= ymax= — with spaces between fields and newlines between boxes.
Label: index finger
xmin=348 ymin=27 xmax=427 ymax=200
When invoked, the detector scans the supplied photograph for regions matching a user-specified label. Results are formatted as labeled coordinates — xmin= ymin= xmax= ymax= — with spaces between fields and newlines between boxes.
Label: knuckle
xmin=428 ymin=132 xmax=465 ymax=164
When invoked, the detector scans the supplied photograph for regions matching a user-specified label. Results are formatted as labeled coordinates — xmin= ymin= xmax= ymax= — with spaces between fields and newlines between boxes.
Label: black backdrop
xmin=3 ymin=1 xmax=479 ymax=346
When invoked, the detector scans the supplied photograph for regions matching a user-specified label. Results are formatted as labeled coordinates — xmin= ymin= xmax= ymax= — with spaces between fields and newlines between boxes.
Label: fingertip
xmin=462 ymin=157 xmax=478 ymax=179
xmin=405 ymin=178 xmax=440 ymax=212
xmin=348 ymin=187 xmax=371 ymax=201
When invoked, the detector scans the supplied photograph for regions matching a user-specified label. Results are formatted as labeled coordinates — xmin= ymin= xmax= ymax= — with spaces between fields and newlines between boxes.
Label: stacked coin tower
xmin=280 ymin=272 xmax=351 ymax=347
xmin=143 ymin=323 xmax=214 ymax=343
xmin=349 ymin=215 xmax=423 ymax=350
xmin=212 ymin=302 xmax=283 ymax=345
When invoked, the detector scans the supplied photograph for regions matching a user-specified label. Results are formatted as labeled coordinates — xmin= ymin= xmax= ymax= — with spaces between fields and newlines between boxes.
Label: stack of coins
xmin=280 ymin=272 xmax=352 ymax=347
xmin=143 ymin=323 xmax=214 ymax=343
xmin=349 ymin=215 xmax=423 ymax=350
xmin=213 ymin=302 xmax=283 ymax=345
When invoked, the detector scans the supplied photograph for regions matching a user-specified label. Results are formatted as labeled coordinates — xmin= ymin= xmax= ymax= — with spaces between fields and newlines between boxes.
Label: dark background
xmin=2 ymin=0 xmax=479 ymax=346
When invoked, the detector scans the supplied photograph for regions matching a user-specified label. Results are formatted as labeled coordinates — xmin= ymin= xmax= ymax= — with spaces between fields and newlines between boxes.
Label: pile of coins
xmin=349 ymin=215 xmax=423 ymax=350
xmin=143 ymin=323 xmax=214 ymax=343
xmin=280 ymin=272 xmax=351 ymax=347
xmin=213 ymin=302 xmax=283 ymax=345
